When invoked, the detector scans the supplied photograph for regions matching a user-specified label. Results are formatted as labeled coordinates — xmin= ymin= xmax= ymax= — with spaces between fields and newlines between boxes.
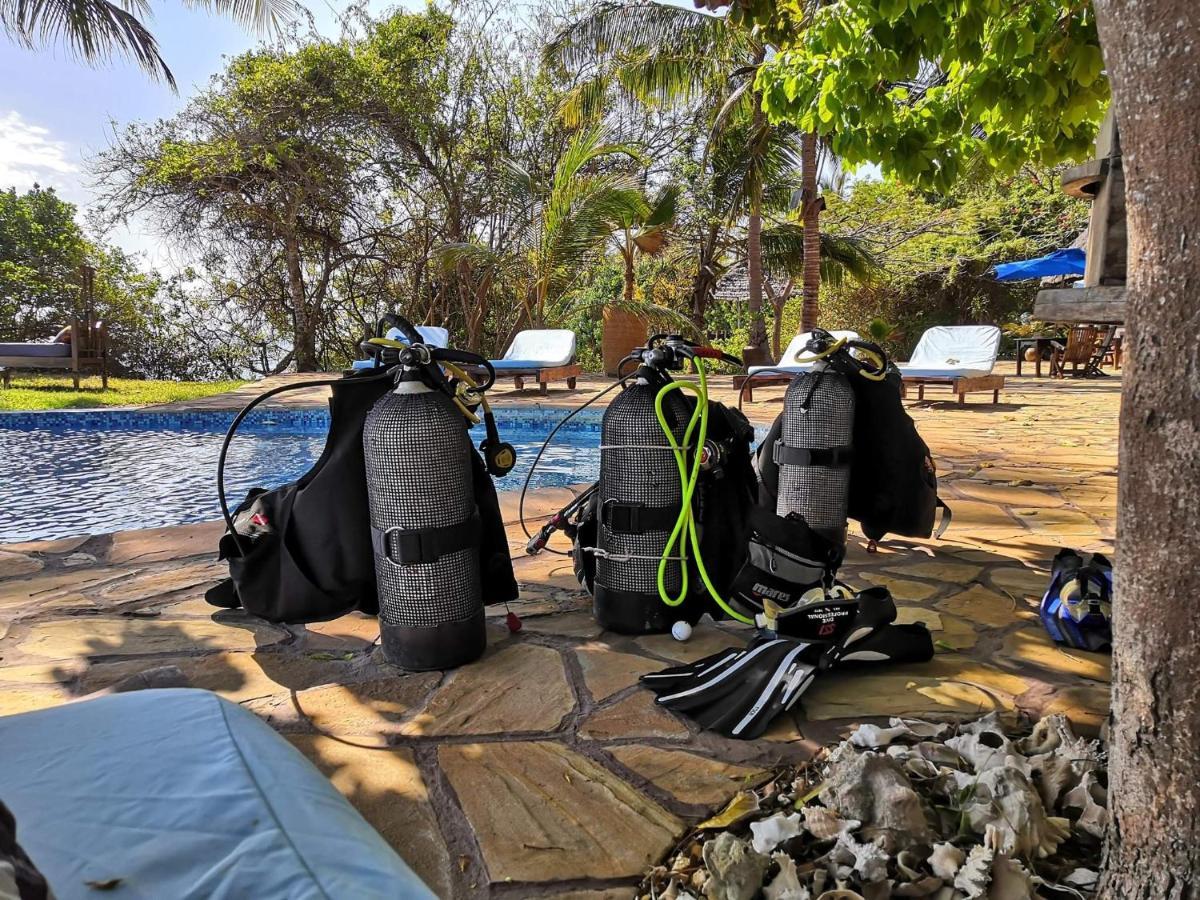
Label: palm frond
xmin=760 ymin=223 xmax=881 ymax=284
xmin=1 ymin=0 xmax=292 ymax=87
xmin=2 ymin=0 xmax=174 ymax=85
xmin=544 ymin=0 xmax=732 ymax=74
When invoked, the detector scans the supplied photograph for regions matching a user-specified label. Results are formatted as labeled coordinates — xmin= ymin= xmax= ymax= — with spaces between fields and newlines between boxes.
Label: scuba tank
xmin=581 ymin=335 xmax=755 ymax=634
xmin=207 ymin=313 xmax=518 ymax=670
xmin=362 ymin=316 xmax=517 ymax=670
xmin=594 ymin=360 xmax=692 ymax=634
xmin=738 ymin=329 xmax=949 ymax=622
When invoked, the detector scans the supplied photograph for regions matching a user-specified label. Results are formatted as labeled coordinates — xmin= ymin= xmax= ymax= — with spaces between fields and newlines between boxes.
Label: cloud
xmin=0 ymin=110 xmax=81 ymax=197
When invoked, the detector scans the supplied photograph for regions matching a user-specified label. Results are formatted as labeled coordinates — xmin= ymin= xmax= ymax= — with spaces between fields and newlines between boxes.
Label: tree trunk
xmin=691 ymin=221 xmax=721 ymax=336
xmin=1093 ymin=2 xmax=1200 ymax=897
xmin=283 ymin=234 xmax=317 ymax=372
xmin=743 ymin=98 xmax=770 ymax=362
xmin=768 ymin=278 xmax=793 ymax=359
xmin=624 ymin=244 xmax=636 ymax=306
xmin=800 ymin=131 xmax=822 ymax=334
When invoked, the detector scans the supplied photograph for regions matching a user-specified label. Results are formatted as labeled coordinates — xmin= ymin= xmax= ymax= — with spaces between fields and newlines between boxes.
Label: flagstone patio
xmin=0 ymin=366 xmax=1118 ymax=899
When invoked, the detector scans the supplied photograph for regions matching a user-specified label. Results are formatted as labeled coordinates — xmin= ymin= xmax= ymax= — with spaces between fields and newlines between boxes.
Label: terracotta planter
xmin=602 ymin=307 xmax=649 ymax=376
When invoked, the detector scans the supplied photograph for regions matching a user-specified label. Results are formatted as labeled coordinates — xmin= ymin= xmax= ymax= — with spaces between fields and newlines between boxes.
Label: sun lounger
xmin=489 ymin=329 xmax=581 ymax=394
xmin=898 ymin=325 xmax=1004 ymax=405
xmin=0 ymin=318 xmax=108 ymax=388
xmin=351 ymin=325 xmax=450 ymax=370
xmin=0 ymin=689 xmax=434 ymax=898
xmin=734 ymin=330 xmax=860 ymax=401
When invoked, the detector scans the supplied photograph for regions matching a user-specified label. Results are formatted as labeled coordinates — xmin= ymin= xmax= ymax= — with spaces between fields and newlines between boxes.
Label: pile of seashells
xmin=640 ymin=712 xmax=1107 ymax=900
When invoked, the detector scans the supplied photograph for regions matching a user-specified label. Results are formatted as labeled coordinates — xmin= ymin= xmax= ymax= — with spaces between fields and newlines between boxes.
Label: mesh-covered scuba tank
xmin=364 ymin=382 xmax=485 ymax=670
xmin=594 ymin=380 xmax=694 ymax=634
xmin=776 ymin=370 xmax=856 ymax=541
xmin=358 ymin=315 xmax=518 ymax=671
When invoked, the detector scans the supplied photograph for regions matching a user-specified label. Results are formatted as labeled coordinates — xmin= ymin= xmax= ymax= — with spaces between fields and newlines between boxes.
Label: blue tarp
xmin=994 ymin=248 xmax=1086 ymax=281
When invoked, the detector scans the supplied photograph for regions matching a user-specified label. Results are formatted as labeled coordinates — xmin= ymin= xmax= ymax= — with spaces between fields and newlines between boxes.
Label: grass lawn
xmin=0 ymin=374 xmax=246 ymax=411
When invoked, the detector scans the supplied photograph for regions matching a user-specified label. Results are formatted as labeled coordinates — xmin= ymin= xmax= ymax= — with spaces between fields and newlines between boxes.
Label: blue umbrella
xmin=993 ymin=248 xmax=1086 ymax=281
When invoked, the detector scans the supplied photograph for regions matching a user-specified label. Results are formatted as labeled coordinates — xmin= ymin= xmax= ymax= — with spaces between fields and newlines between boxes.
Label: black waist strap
xmin=773 ymin=442 xmax=854 ymax=467
xmin=372 ymin=514 xmax=480 ymax=564
xmin=601 ymin=500 xmax=678 ymax=534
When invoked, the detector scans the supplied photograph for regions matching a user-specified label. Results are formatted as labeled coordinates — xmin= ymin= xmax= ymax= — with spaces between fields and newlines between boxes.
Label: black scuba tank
xmin=363 ymin=376 xmax=486 ymax=670
xmin=593 ymin=376 xmax=693 ymax=634
xmin=775 ymin=368 xmax=856 ymax=544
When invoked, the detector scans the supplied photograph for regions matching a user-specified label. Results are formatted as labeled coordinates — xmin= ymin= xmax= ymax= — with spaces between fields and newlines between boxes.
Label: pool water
xmin=0 ymin=407 xmax=603 ymax=542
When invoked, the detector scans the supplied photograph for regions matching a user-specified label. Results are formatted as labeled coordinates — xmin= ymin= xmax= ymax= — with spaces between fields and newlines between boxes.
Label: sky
xmin=0 ymin=0 xmax=411 ymax=264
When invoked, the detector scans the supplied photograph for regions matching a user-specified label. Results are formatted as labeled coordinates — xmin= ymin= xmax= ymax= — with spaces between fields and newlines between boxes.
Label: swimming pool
xmin=0 ymin=406 xmax=603 ymax=543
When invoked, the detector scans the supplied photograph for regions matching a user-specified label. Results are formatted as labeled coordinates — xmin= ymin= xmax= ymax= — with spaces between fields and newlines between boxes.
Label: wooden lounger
xmin=0 ymin=319 xmax=108 ymax=389
xmin=732 ymin=373 xmax=791 ymax=403
xmin=901 ymin=373 xmax=1005 ymax=405
xmin=502 ymin=363 xmax=581 ymax=395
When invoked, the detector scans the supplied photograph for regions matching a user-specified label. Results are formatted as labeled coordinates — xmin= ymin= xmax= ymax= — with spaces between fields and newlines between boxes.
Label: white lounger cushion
xmin=897 ymin=325 xmax=1001 ymax=378
xmin=0 ymin=689 xmax=433 ymax=899
xmin=747 ymin=330 xmax=860 ymax=375
xmin=385 ymin=325 xmax=450 ymax=348
xmin=493 ymin=329 xmax=577 ymax=368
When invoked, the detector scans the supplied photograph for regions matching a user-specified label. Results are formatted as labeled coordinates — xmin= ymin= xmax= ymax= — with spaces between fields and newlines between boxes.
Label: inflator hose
xmin=653 ymin=358 xmax=754 ymax=625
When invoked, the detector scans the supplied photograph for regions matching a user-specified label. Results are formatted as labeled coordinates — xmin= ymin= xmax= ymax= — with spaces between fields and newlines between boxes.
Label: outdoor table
xmin=1015 ymin=336 xmax=1062 ymax=377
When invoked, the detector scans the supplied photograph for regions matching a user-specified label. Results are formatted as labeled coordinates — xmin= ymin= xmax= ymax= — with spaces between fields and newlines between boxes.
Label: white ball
xmin=671 ymin=620 xmax=693 ymax=642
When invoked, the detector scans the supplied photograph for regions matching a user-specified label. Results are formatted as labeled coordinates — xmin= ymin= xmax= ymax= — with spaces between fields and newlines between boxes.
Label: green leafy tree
xmin=613 ymin=184 xmax=679 ymax=309
xmin=95 ymin=40 xmax=386 ymax=371
xmin=0 ymin=185 xmax=88 ymax=339
xmin=546 ymin=1 xmax=794 ymax=355
xmin=743 ymin=0 xmax=1110 ymax=191
xmin=0 ymin=0 xmax=291 ymax=88
xmin=437 ymin=126 xmax=648 ymax=330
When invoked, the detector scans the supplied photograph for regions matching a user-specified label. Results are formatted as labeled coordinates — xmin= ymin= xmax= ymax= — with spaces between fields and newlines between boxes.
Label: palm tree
xmin=544 ymin=1 xmax=777 ymax=355
xmin=545 ymin=0 xmax=827 ymax=362
xmin=0 ymin=0 xmax=291 ymax=89
xmin=437 ymin=126 xmax=650 ymax=343
xmin=612 ymin=184 xmax=680 ymax=309
xmin=760 ymin=222 xmax=880 ymax=358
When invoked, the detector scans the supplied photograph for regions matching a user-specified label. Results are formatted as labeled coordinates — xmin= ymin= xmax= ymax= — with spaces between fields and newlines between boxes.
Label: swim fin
xmin=642 ymin=588 xmax=918 ymax=740
xmin=640 ymin=586 xmax=899 ymax=696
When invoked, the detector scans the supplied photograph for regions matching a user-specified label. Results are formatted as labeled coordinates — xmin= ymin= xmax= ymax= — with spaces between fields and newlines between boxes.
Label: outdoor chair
xmin=351 ymin=325 xmax=450 ymax=370
xmin=734 ymin=330 xmax=860 ymax=401
xmin=489 ymin=328 xmax=581 ymax=394
xmin=0 ymin=688 xmax=434 ymax=898
xmin=1051 ymin=328 xmax=1104 ymax=376
xmin=0 ymin=317 xmax=108 ymax=389
xmin=897 ymin=325 xmax=1005 ymax=405
xmin=1051 ymin=326 xmax=1113 ymax=379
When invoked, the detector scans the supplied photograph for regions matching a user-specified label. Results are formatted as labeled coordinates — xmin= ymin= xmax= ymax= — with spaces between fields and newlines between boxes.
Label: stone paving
xmin=0 ymin=363 xmax=1119 ymax=898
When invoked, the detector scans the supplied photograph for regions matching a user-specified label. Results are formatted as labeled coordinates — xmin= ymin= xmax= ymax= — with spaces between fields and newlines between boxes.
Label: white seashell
xmin=764 ymin=853 xmax=811 ymax=900
xmin=962 ymin=767 xmax=1071 ymax=857
xmin=902 ymin=755 xmax=943 ymax=781
xmin=820 ymin=750 xmax=933 ymax=847
xmin=831 ymin=833 xmax=890 ymax=884
xmin=929 ymin=842 xmax=965 ymax=880
xmin=815 ymin=891 xmax=866 ymax=900
xmin=802 ymin=806 xmax=861 ymax=841
xmin=701 ymin=832 xmax=769 ymax=900
xmin=890 ymin=716 xmax=951 ymax=739
xmin=960 ymin=712 xmax=1006 ymax=736
xmin=896 ymin=849 xmax=924 ymax=880
xmin=953 ymin=844 xmax=993 ymax=898
xmin=912 ymin=741 xmax=968 ymax=768
xmin=946 ymin=731 xmax=1024 ymax=775
xmin=1062 ymin=770 xmax=1109 ymax=838
xmin=987 ymin=855 xmax=1037 ymax=900
xmin=850 ymin=723 xmax=914 ymax=748
xmin=1064 ymin=868 xmax=1100 ymax=889
xmin=751 ymin=812 xmax=804 ymax=855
